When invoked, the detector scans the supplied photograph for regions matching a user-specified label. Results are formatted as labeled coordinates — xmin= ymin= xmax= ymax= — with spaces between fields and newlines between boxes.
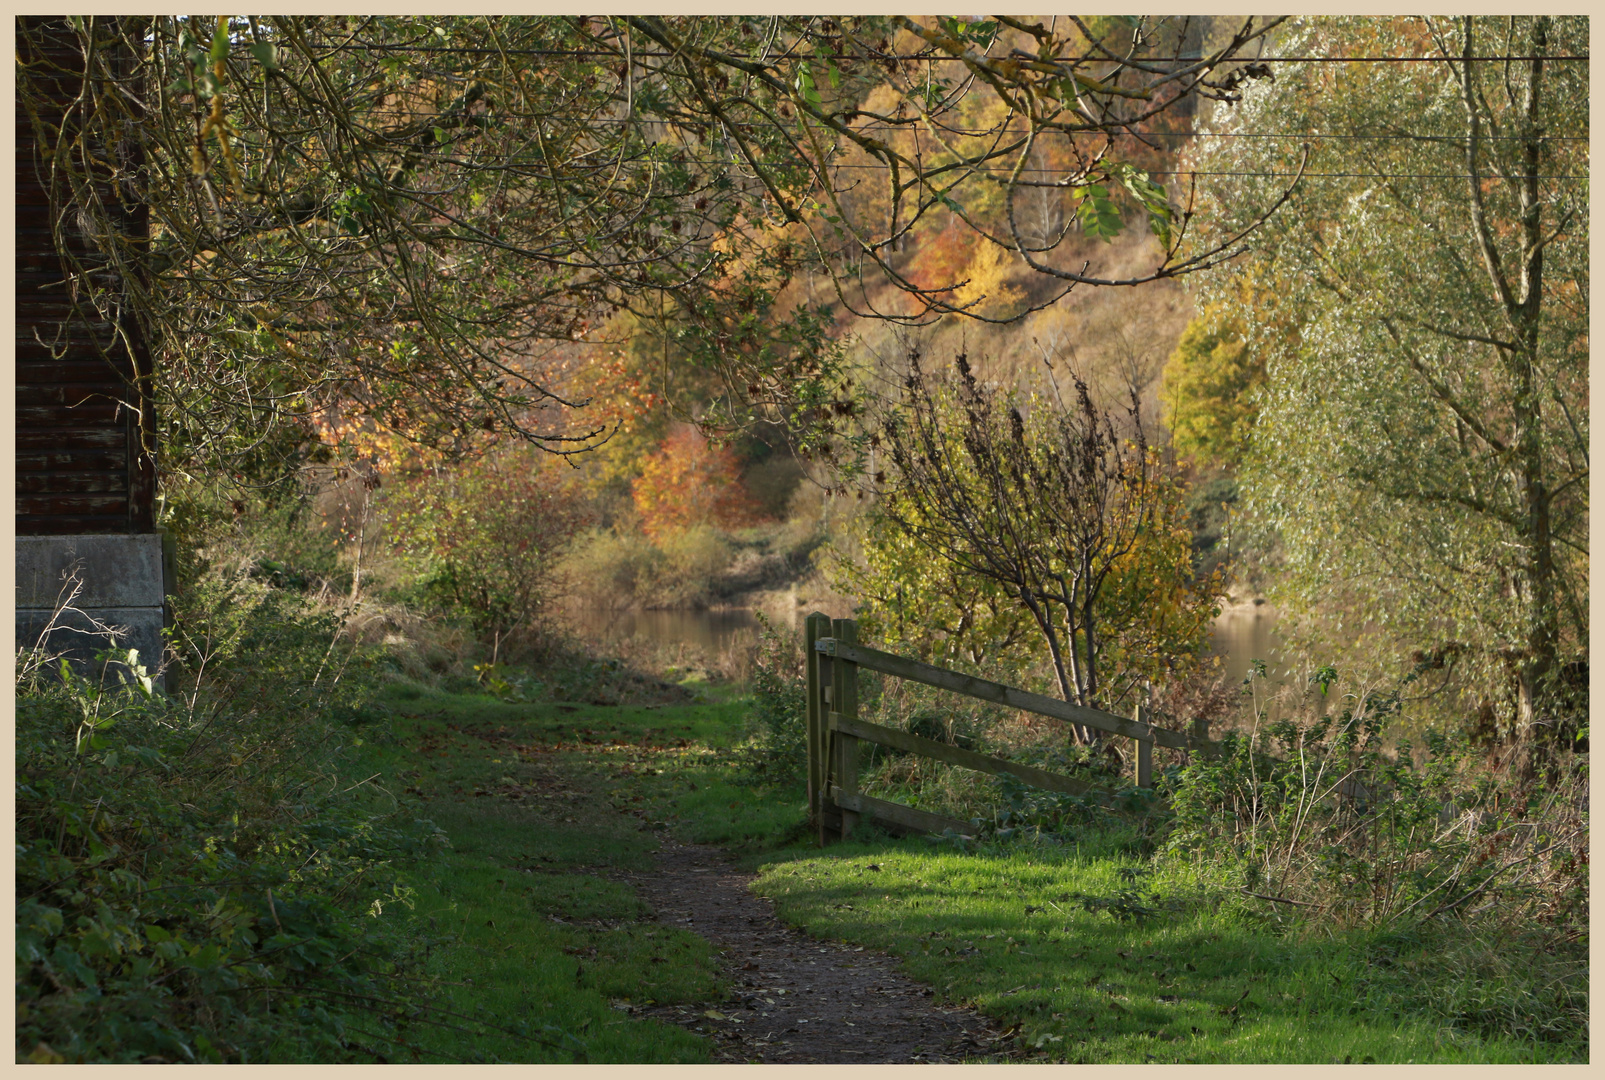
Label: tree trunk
xmin=1460 ymin=15 xmax=1563 ymax=764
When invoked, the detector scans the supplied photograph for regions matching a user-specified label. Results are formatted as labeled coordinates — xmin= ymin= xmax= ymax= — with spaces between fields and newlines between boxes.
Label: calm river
xmin=564 ymin=601 xmax=1288 ymax=686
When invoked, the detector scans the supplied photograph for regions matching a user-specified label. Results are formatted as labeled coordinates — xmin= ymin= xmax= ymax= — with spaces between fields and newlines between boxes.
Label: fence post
xmin=804 ymin=612 xmax=830 ymax=830
xmin=1135 ymin=699 xmax=1154 ymax=789
xmin=833 ymin=618 xmax=860 ymax=840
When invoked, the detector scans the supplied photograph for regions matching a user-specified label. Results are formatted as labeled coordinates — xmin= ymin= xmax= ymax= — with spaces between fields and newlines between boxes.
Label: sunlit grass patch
xmin=748 ymin=839 xmax=1574 ymax=1063
xmin=351 ymin=671 xmax=1584 ymax=1065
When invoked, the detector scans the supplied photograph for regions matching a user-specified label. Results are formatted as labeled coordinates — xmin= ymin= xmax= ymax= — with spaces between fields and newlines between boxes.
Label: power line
xmin=403 ymin=114 xmax=1587 ymax=143
xmin=1193 ymin=131 xmax=1587 ymax=143
xmin=452 ymin=157 xmax=1583 ymax=181
xmin=227 ymin=133 xmax=1587 ymax=180
xmin=1141 ymin=170 xmax=1588 ymax=181
xmin=176 ymin=40 xmax=1590 ymax=64
xmin=1235 ymin=54 xmax=1587 ymax=62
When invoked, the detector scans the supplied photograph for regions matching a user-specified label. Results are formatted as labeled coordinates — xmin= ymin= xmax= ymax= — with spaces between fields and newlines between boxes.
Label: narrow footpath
xmin=617 ymin=841 xmax=1018 ymax=1064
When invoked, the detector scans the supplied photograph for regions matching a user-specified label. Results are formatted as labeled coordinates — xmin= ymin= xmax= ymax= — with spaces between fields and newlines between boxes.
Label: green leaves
xmin=248 ymin=42 xmax=279 ymax=72
xmin=792 ymin=56 xmax=842 ymax=112
xmin=1111 ymin=163 xmax=1175 ymax=249
xmin=1071 ymin=167 xmax=1175 ymax=247
xmin=794 ymin=61 xmax=822 ymax=112
xmin=937 ymin=16 xmax=999 ymax=49
xmin=1072 ymin=184 xmax=1124 ymax=242
xmin=209 ymin=18 xmax=231 ymax=64
xmin=1310 ymin=664 xmax=1339 ymax=696
xmin=331 ymin=186 xmax=374 ymax=235
xmin=1048 ymin=75 xmax=1080 ymax=110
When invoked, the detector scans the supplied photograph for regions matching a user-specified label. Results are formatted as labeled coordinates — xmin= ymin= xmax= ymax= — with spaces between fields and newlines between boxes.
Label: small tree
xmin=828 ymin=499 xmax=1038 ymax=672
xmin=631 ymin=426 xmax=760 ymax=540
xmin=1188 ymin=16 xmax=1588 ymax=757
xmin=1160 ymin=310 xmax=1262 ymax=469
xmin=878 ymin=352 xmax=1220 ymax=743
xmin=385 ymin=448 xmax=591 ymax=655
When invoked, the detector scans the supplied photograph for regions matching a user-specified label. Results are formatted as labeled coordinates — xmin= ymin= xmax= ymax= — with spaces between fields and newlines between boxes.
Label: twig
xmin=1239 ymin=888 xmax=1322 ymax=909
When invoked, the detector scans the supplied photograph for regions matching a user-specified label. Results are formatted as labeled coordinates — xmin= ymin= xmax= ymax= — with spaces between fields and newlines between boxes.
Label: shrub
xmin=736 ymin=614 xmax=808 ymax=784
xmin=1162 ymin=668 xmax=1589 ymax=939
xmin=383 ymin=447 xmax=591 ymax=655
xmin=560 ymin=528 xmax=664 ymax=613
xmin=653 ymin=525 xmax=735 ymax=607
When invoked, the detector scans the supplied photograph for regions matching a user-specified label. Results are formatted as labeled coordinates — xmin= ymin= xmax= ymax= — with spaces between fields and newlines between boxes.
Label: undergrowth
xmin=14 ymin=565 xmax=449 ymax=1063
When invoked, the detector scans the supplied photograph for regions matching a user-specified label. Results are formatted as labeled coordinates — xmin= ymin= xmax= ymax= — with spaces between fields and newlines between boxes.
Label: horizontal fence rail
xmin=829 ymin=712 xmax=1099 ymax=797
xmin=803 ymin=612 xmax=1217 ymax=844
xmin=817 ymin=637 xmax=1213 ymax=753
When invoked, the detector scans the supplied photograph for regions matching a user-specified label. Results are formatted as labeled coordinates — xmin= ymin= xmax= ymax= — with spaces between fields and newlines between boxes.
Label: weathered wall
xmin=16 ymin=15 xmax=156 ymax=535
xmin=15 ymin=534 xmax=173 ymax=676
xmin=16 ymin=17 xmax=166 ymax=678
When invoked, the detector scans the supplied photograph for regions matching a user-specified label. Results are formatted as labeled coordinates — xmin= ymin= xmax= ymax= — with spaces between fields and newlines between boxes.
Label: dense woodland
xmin=16 ymin=16 xmax=1587 ymax=1063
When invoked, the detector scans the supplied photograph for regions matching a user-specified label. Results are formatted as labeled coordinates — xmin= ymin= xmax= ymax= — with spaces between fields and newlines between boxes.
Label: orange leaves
xmin=902 ymin=217 xmax=973 ymax=297
xmin=631 ymin=425 xmax=761 ymax=539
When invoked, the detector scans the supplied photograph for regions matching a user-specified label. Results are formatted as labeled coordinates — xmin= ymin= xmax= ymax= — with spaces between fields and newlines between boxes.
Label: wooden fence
xmin=803 ymin=613 xmax=1217 ymax=844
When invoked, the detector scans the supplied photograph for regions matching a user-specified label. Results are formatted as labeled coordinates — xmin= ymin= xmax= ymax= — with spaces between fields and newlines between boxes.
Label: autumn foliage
xmin=384 ymin=448 xmax=592 ymax=651
xmin=631 ymin=426 xmax=761 ymax=539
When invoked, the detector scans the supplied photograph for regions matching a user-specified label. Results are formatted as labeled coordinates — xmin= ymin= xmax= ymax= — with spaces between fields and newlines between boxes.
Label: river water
xmin=563 ymin=601 xmax=1288 ymax=686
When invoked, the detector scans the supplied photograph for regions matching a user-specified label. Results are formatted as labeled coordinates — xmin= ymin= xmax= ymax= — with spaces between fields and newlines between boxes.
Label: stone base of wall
xmin=15 ymin=533 xmax=174 ymax=682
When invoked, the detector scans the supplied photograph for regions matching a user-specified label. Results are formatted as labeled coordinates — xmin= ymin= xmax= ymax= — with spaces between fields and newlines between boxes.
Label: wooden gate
xmin=802 ymin=613 xmax=1216 ymax=844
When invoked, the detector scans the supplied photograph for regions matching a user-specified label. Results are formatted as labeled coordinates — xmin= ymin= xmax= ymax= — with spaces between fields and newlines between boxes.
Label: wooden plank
xmin=16 ymin=473 xmax=124 ymax=494
xmin=17 ymin=385 xmax=134 ymax=408
xmin=14 ymin=494 xmax=129 ymax=515
xmin=15 ymin=427 xmax=128 ymax=450
xmin=833 ymin=618 xmax=860 ymax=841
xmin=16 ymin=515 xmax=137 ymax=536
xmin=804 ymin=612 xmax=823 ymax=825
xmin=829 ymin=712 xmax=1098 ymax=797
xmin=16 ymin=450 xmax=128 ymax=473
xmin=817 ymin=638 xmax=1212 ymax=753
xmin=14 ymin=360 xmax=134 ymax=385
xmin=16 ymin=402 xmax=128 ymax=424
xmin=830 ymin=786 xmax=972 ymax=838
xmin=839 ymin=733 xmax=860 ymax=841
xmin=1135 ymin=701 xmax=1153 ymax=788
xmin=15 ymin=322 xmax=130 ymax=342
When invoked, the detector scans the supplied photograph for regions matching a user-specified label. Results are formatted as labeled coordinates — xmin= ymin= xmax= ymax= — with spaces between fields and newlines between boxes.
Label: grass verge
xmin=746 ymin=835 xmax=1581 ymax=1063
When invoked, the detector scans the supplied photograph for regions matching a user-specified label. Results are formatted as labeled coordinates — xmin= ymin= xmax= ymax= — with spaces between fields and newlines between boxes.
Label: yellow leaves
xmin=953 ymin=241 xmax=1026 ymax=318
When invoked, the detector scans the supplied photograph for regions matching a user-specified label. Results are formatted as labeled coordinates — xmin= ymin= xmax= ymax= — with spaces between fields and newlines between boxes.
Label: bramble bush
xmin=1161 ymin=670 xmax=1587 ymax=931
xmin=1154 ymin=666 xmax=1588 ymax=1052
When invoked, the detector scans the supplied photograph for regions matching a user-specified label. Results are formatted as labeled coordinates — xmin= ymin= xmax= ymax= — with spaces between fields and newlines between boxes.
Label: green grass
xmin=345 ymin=683 xmax=716 ymax=1061
xmin=340 ymin=677 xmax=811 ymax=1062
xmin=348 ymin=675 xmax=1585 ymax=1064
xmin=746 ymin=838 xmax=1573 ymax=1063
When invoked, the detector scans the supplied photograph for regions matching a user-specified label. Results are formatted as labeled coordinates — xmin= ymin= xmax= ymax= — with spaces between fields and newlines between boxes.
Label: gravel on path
xmin=616 ymin=840 xmax=1017 ymax=1064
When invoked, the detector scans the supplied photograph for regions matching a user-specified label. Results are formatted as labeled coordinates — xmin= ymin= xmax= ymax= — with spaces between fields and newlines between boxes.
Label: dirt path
xmin=616 ymin=840 xmax=1017 ymax=1064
